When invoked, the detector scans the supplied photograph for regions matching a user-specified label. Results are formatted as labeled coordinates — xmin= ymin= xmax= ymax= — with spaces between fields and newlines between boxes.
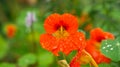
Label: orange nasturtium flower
xmin=40 ymin=13 xmax=86 ymax=56
xmin=6 ymin=24 xmax=16 ymax=38
xmin=85 ymin=28 xmax=115 ymax=64
xmin=70 ymin=28 xmax=115 ymax=67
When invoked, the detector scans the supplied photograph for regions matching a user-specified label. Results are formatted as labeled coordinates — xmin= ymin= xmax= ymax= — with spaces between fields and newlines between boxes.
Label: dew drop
xmin=102 ymin=47 xmax=106 ymax=49
xmin=116 ymin=42 xmax=120 ymax=46
xmin=107 ymin=45 xmax=110 ymax=47
xmin=53 ymin=46 xmax=57 ymax=49
xmin=79 ymin=38 xmax=82 ymax=41
xmin=106 ymin=50 xmax=108 ymax=52
xmin=110 ymin=48 xmax=113 ymax=50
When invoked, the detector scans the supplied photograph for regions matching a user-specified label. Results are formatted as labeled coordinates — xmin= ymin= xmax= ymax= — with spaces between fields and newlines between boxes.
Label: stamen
xmin=60 ymin=26 xmax=63 ymax=34
xmin=53 ymin=26 xmax=69 ymax=38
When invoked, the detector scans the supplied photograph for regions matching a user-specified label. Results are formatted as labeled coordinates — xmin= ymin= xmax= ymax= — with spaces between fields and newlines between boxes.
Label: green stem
xmin=31 ymin=22 xmax=37 ymax=53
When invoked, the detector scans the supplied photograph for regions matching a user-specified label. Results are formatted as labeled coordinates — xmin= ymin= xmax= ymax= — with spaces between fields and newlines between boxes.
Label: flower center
xmin=53 ymin=26 xmax=69 ymax=38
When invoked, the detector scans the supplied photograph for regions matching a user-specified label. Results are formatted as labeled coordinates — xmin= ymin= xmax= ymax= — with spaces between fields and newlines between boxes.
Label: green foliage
xmin=98 ymin=63 xmax=111 ymax=67
xmin=0 ymin=0 xmax=120 ymax=67
xmin=0 ymin=36 xmax=8 ymax=59
xmin=66 ymin=50 xmax=77 ymax=63
xmin=0 ymin=63 xmax=16 ymax=67
xmin=38 ymin=52 xmax=54 ymax=67
xmin=18 ymin=53 xmax=37 ymax=67
xmin=81 ymin=64 xmax=90 ymax=67
xmin=110 ymin=8 xmax=120 ymax=20
xmin=101 ymin=37 xmax=120 ymax=62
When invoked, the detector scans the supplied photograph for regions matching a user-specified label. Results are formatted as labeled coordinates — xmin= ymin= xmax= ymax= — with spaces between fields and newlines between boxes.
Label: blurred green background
xmin=0 ymin=0 xmax=120 ymax=67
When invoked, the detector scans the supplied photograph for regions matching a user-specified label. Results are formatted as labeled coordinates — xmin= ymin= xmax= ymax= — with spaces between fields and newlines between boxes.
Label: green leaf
xmin=10 ymin=39 xmax=30 ymax=55
xmin=66 ymin=50 xmax=77 ymax=63
xmin=81 ymin=64 xmax=89 ymax=67
xmin=98 ymin=63 xmax=111 ymax=67
xmin=0 ymin=63 xmax=16 ymax=67
xmin=101 ymin=37 xmax=120 ymax=62
xmin=0 ymin=36 xmax=8 ymax=59
xmin=38 ymin=52 xmax=54 ymax=67
xmin=18 ymin=53 xmax=37 ymax=67
xmin=110 ymin=62 xmax=120 ymax=67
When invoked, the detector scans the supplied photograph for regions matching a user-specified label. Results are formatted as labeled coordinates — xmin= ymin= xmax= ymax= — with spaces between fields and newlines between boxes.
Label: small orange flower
xmin=6 ymin=24 xmax=16 ymax=38
xmin=40 ymin=13 xmax=86 ymax=56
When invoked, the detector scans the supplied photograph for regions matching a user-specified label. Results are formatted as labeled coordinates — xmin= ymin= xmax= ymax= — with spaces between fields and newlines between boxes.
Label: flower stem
xmin=58 ymin=60 xmax=70 ymax=67
xmin=57 ymin=52 xmax=70 ymax=67
xmin=31 ymin=22 xmax=37 ymax=53
xmin=30 ymin=14 xmax=38 ymax=67
xmin=83 ymin=50 xmax=98 ymax=67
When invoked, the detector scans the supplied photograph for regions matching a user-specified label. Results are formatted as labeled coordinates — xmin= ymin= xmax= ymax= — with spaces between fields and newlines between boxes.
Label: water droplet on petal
xmin=79 ymin=38 xmax=82 ymax=41
xmin=53 ymin=46 xmax=57 ymax=49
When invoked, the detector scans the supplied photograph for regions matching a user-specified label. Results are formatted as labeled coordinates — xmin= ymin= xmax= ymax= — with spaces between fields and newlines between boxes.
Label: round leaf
xmin=98 ymin=63 xmax=111 ymax=67
xmin=18 ymin=53 xmax=37 ymax=67
xmin=101 ymin=38 xmax=120 ymax=62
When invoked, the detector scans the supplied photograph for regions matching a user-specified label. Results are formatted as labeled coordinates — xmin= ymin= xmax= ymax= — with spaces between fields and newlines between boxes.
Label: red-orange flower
xmin=85 ymin=28 xmax=115 ymax=64
xmin=40 ymin=13 xmax=86 ymax=56
xmin=6 ymin=24 xmax=16 ymax=38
